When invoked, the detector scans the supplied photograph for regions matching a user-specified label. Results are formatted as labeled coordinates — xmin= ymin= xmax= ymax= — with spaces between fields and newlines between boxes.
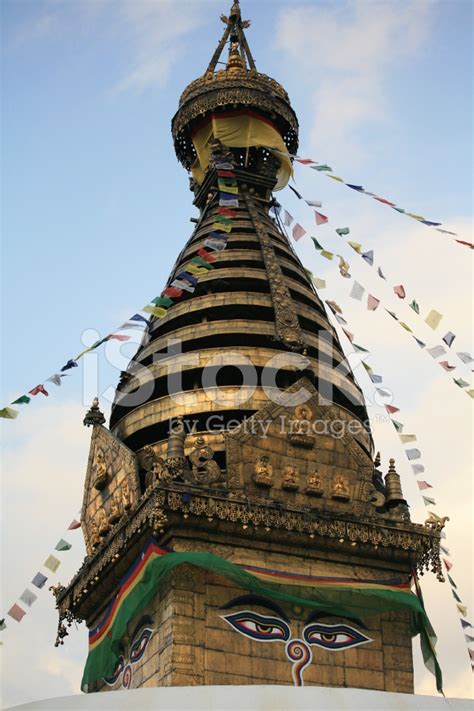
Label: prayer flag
xmin=29 ymin=385 xmax=49 ymax=397
xmin=68 ymin=519 xmax=81 ymax=530
xmin=61 ymin=359 xmax=78 ymax=372
xmin=212 ymin=221 xmax=232 ymax=233
xmin=311 ymin=237 xmax=323 ymax=250
xmin=0 ymin=619 xmax=6 ymax=631
xmin=217 ymin=169 xmax=235 ymax=178
xmin=162 ymin=287 xmax=183 ymax=298
xmin=385 ymin=405 xmax=399 ymax=414
xmin=215 ymin=161 xmax=234 ymax=170
xmin=407 ymin=212 xmax=425 ymax=220
xmin=436 ymin=229 xmax=457 ymax=236
xmin=412 ymin=464 xmax=425 ymax=474
xmin=361 ymin=250 xmax=374 ymax=266
xmin=440 ymin=545 xmax=450 ymax=557
xmin=375 ymin=387 xmax=391 ymax=397
xmin=327 ymin=175 xmax=343 ymax=182
xmin=455 ymin=239 xmax=473 ymax=248
xmin=218 ymin=207 xmax=237 ymax=218
xmin=32 ymin=572 xmax=48 ymax=589
xmin=427 ymin=345 xmax=446 ymax=359
xmin=421 ymin=221 xmax=441 ymax=227
xmin=143 ymin=305 xmax=168 ymax=318
xmin=392 ymin=207 xmax=406 ymax=214
xmin=362 ymin=362 xmax=373 ymax=373
xmin=46 ymin=374 xmax=63 ymax=386
xmin=325 ymin=300 xmax=342 ymax=314
xmin=176 ymin=271 xmax=198 ymax=286
xmin=313 ymin=278 xmax=326 ymax=290
xmin=282 ymin=210 xmax=293 ymax=226
xmin=12 ymin=395 xmax=31 ymax=405
xmin=342 ymin=329 xmax=354 ymax=343
xmin=20 ymin=589 xmax=37 ymax=607
xmin=197 ymin=248 xmax=216 ymax=263
xmin=393 ymin=285 xmax=406 ymax=299
xmin=314 ymin=211 xmax=329 ymax=226
xmin=311 ymin=164 xmax=332 ymax=172
xmin=353 ymin=344 xmax=369 ymax=353
xmin=55 ymin=539 xmax=72 ymax=552
xmin=320 ymin=250 xmax=334 ymax=260
xmin=219 ymin=194 xmax=239 ymax=208
xmin=214 ymin=214 xmax=233 ymax=226
xmin=399 ymin=322 xmax=412 ymax=332
xmin=191 ymin=256 xmax=213 ymax=270
xmin=413 ymin=337 xmax=426 ymax=348
xmin=336 ymin=227 xmax=350 ymax=236
xmin=369 ymin=373 xmax=383 ymax=384
xmin=386 ymin=310 xmax=398 ymax=320
xmin=400 ymin=434 xmax=417 ymax=443
xmin=346 ymin=184 xmax=364 ymax=192
xmin=467 ymin=390 xmax=474 ymax=399
xmin=377 ymin=267 xmax=386 ymax=279
xmin=465 ymin=634 xmax=474 ymax=643
xmin=391 ymin=420 xmax=404 ymax=433
xmin=335 ymin=314 xmax=347 ymax=325
xmin=425 ymin=310 xmax=443 ymax=330
xmin=129 ymin=314 xmax=151 ymax=326
xmin=451 ymin=589 xmax=462 ymax=603
xmin=152 ymin=296 xmax=174 ymax=308
xmin=406 ymin=448 xmax=421 ymax=460
xmin=305 ymin=200 xmax=323 ymax=208
xmin=348 ymin=241 xmax=362 ymax=253
xmin=44 ymin=555 xmax=61 ymax=573
xmin=7 ymin=604 xmax=26 ymax=623
xmin=204 ymin=239 xmax=227 ymax=252
xmin=107 ymin=334 xmax=130 ymax=342
xmin=186 ymin=263 xmax=210 ymax=276
xmin=460 ymin=619 xmax=472 ymax=630
xmin=373 ymin=196 xmax=396 ymax=206
xmin=453 ymin=377 xmax=469 ymax=388
xmin=350 ymin=282 xmax=364 ymax=300
xmin=0 ymin=407 xmax=19 ymax=419
xmin=422 ymin=496 xmax=436 ymax=506
xmin=217 ymin=181 xmax=238 ymax=193
xmin=338 ymin=255 xmax=350 ymax=272
xmin=417 ymin=481 xmax=432 ymax=491
xmin=295 ymin=158 xmax=315 ymax=165
xmin=457 ymin=604 xmax=468 ymax=617
xmin=457 ymin=352 xmax=473 ymax=364
xmin=410 ymin=300 xmax=420 ymax=314
xmin=289 ymin=185 xmax=303 ymax=199
xmin=367 ymin=295 xmax=380 ymax=311
xmin=292 ymin=223 xmax=306 ymax=241
xmin=439 ymin=361 xmax=455 ymax=372
xmin=442 ymin=332 xmax=455 ymax=347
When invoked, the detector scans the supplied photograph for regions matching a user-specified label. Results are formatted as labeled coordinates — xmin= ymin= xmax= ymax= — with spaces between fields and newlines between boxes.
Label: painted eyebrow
xmin=220 ymin=595 xmax=290 ymax=622
xmin=304 ymin=610 xmax=367 ymax=629
xmin=130 ymin=614 xmax=153 ymax=643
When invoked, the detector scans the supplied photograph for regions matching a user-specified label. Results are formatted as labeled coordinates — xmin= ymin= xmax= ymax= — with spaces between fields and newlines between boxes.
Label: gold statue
xmin=254 ymin=455 xmax=273 ymax=487
xmin=89 ymin=519 xmax=101 ymax=548
xmin=122 ymin=479 xmax=132 ymax=511
xmin=93 ymin=450 xmax=108 ymax=491
xmin=331 ymin=475 xmax=350 ymax=501
xmin=109 ymin=489 xmax=122 ymax=525
xmin=97 ymin=507 xmax=110 ymax=537
xmin=289 ymin=404 xmax=314 ymax=448
xmin=282 ymin=464 xmax=299 ymax=491
xmin=424 ymin=512 xmax=450 ymax=531
xmin=306 ymin=469 xmax=323 ymax=496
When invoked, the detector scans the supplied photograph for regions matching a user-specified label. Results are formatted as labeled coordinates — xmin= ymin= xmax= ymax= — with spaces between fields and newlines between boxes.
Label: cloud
xmin=276 ymin=0 xmax=434 ymax=159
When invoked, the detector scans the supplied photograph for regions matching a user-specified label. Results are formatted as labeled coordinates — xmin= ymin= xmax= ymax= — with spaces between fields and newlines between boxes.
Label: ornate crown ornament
xmin=171 ymin=0 xmax=299 ymax=170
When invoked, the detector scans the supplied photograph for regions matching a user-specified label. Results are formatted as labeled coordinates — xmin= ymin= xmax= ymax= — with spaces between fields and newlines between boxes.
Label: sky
xmin=1 ymin=0 xmax=473 ymax=706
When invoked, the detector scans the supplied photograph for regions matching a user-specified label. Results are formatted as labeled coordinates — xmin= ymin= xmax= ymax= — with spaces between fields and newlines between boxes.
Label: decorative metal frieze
xmin=244 ymin=193 xmax=306 ymax=351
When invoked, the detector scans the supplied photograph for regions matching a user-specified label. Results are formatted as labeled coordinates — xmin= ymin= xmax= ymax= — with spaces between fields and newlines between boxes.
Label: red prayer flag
xmin=197 ymin=248 xmax=216 ymax=263
xmin=217 ymin=170 xmax=235 ymax=178
xmin=373 ymin=196 xmax=397 ymax=206
xmin=315 ymin=211 xmax=328 ymax=226
xmin=417 ymin=481 xmax=433 ymax=491
xmin=292 ymin=223 xmax=306 ymax=241
xmin=295 ymin=158 xmax=315 ymax=165
xmin=218 ymin=207 xmax=237 ymax=218
xmin=68 ymin=519 xmax=81 ymax=530
xmin=439 ymin=361 xmax=456 ymax=372
xmin=8 ymin=603 xmax=26 ymax=622
xmin=443 ymin=558 xmax=453 ymax=572
xmin=107 ymin=334 xmax=130 ymax=342
xmin=29 ymin=384 xmax=48 ymax=397
xmin=367 ymin=295 xmax=380 ymax=311
xmin=162 ymin=287 xmax=183 ymax=298
xmin=393 ymin=285 xmax=406 ymax=299
xmin=385 ymin=404 xmax=400 ymax=414
xmin=455 ymin=239 xmax=474 ymax=249
xmin=342 ymin=328 xmax=354 ymax=343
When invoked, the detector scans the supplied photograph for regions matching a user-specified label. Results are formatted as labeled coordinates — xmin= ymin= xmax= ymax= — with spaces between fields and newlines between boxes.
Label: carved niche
xmin=81 ymin=425 xmax=140 ymax=556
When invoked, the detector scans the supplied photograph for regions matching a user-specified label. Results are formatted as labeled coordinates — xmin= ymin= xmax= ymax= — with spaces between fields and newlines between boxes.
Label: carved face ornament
xmin=221 ymin=595 xmax=371 ymax=686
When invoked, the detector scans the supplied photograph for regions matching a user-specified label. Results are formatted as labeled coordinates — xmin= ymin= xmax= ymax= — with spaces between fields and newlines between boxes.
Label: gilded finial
xmin=83 ymin=398 xmax=106 ymax=427
xmin=384 ymin=458 xmax=407 ymax=507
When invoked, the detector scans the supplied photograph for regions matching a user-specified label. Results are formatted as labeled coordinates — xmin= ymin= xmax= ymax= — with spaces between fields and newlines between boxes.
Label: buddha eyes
xmin=104 ymin=655 xmax=124 ymax=685
xmin=303 ymin=623 xmax=372 ymax=651
xmin=222 ymin=611 xmax=291 ymax=641
xmin=130 ymin=628 xmax=153 ymax=663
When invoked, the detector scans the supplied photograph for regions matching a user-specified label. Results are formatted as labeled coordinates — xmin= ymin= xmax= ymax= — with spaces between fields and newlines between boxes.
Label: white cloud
xmin=276 ymin=0 xmax=434 ymax=159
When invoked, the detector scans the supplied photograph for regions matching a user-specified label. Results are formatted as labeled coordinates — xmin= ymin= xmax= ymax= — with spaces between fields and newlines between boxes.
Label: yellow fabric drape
xmin=191 ymin=113 xmax=292 ymax=190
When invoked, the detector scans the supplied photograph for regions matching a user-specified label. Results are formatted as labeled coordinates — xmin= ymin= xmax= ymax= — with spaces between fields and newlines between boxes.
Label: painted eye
xmin=130 ymin=628 xmax=153 ymax=663
xmin=222 ymin=611 xmax=290 ymax=642
xmin=103 ymin=655 xmax=124 ymax=685
xmin=303 ymin=623 xmax=371 ymax=651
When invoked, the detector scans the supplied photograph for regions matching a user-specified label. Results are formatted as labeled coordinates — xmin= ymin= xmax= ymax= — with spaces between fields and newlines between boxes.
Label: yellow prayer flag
xmin=406 ymin=213 xmax=425 ymax=220
xmin=313 ymin=278 xmax=326 ymax=289
xmin=186 ymin=263 xmax=209 ymax=276
xmin=143 ymin=305 xmax=168 ymax=318
xmin=425 ymin=309 xmax=443 ymax=330
xmin=320 ymin=250 xmax=334 ymax=260
xmin=0 ymin=407 xmax=18 ymax=419
xmin=467 ymin=390 xmax=474 ymax=399
xmin=348 ymin=241 xmax=362 ymax=253
xmin=457 ymin=604 xmax=468 ymax=617
xmin=399 ymin=434 xmax=417 ymax=443
xmin=212 ymin=222 xmax=232 ymax=233
xmin=327 ymin=175 xmax=344 ymax=182
xmin=217 ymin=184 xmax=239 ymax=195
xmin=399 ymin=322 xmax=412 ymax=332
xmin=44 ymin=555 xmax=61 ymax=573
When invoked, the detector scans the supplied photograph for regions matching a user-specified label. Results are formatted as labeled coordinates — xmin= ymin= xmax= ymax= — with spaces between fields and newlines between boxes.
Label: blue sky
xmin=1 ymin=0 xmax=473 ymax=706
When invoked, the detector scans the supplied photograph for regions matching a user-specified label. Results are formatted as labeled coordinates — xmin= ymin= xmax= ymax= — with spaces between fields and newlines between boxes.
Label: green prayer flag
xmin=391 ymin=420 xmax=404 ymax=433
xmin=310 ymin=164 xmax=332 ymax=172
xmin=55 ymin=539 xmax=72 ymax=552
xmin=311 ymin=237 xmax=323 ymax=250
xmin=336 ymin=227 xmax=350 ymax=236
xmin=362 ymin=362 xmax=373 ymax=373
xmin=447 ymin=574 xmax=457 ymax=589
xmin=151 ymin=296 xmax=174 ymax=308
xmin=454 ymin=378 xmax=469 ymax=388
xmin=192 ymin=256 xmax=214 ymax=270
xmin=0 ymin=407 xmax=18 ymax=419
xmin=409 ymin=300 xmax=420 ymax=314
xmin=12 ymin=395 xmax=31 ymax=405
xmin=422 ymin=496 xmax=436 ymax=506
xmin=353 ymin=344 xmax=369 ymax=353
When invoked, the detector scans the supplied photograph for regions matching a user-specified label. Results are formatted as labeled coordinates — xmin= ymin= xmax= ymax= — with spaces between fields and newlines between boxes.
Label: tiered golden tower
xmin=54 ymin=1 xmax=443 ymax=694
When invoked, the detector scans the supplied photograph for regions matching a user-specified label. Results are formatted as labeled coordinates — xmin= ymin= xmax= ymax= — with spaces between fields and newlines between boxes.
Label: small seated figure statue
xmin=331 ymin=474 xmax=350 ymax=501
xmin=93 ymin=450 xmax=108 ymax=491
xmin=97 ymin=507 xmax=110 ymax=537
xmin=254 ymin=455 xmax=273 ymax=487
xmin=306 ymin=469 xmax=323 ymax=497
xmin=122 ymin=480 xmax=132 ymax=511
xmin=109 ymin=489 xmax=122 ymax=525
xmin=289 ymin=404 xmax=314 ymax=448
xmin=282 ymin=464 xmax=299 ymax=491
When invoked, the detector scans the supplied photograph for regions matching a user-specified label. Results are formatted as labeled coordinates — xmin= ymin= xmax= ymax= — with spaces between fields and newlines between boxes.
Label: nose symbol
xmin=285 ymin=639 xmax=313 ymax=686
xmin=122 ymin=664 xmax=132 ymax=689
